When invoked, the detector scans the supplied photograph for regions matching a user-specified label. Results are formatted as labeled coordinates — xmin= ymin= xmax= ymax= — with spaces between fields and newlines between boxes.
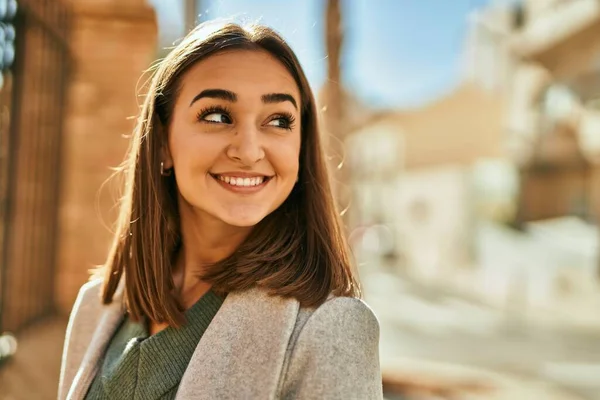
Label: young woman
xmin=59 ymin=21 xmax=382 ymax=400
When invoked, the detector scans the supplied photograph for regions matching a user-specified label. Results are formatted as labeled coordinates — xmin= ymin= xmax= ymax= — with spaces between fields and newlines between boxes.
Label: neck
xmin=174 ymin=203 xmax=252 ymax=302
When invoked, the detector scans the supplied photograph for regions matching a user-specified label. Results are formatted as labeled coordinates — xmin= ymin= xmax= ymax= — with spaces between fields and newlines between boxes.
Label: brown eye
xmin=267 ymin=117 xmax=289 ymax=128
xmin=266 ymin=113 xmax=296 ymax=131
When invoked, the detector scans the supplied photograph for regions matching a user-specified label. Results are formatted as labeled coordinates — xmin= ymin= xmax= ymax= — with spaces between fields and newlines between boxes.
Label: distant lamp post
xmin=0 ymin=0 xmax=16 ymax=91
xmin=0 ymin=0 xmax=16 ymax=364
xmin=324 ymin=0 xmax=350 ymax=219
xmin=184 ymin=0 xmax=199 ymax=32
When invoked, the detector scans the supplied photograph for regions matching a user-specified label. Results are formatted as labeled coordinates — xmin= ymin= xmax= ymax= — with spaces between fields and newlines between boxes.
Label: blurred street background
xmin=1 ymin=0 xmax=600 ymax=399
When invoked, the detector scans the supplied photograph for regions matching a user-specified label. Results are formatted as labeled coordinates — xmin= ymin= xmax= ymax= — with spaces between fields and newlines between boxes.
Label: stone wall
xmin=55 ymin=0 xmax=157 ymax=314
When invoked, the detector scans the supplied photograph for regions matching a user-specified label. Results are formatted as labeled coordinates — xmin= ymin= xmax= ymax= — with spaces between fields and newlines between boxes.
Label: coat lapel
xmin=177 ymin=288 xmax=300 ymax=399
xmin=66 ymin=286 xmax=126 ymax=400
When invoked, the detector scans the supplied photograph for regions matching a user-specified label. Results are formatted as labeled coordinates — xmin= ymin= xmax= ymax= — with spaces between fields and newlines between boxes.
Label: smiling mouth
xmin=210 ymin=173 xmax=273 ymax=188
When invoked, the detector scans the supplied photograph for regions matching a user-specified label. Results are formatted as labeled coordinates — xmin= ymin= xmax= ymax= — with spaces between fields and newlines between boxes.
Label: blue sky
xmin=149 ymin=0 xmax=492 ymax=108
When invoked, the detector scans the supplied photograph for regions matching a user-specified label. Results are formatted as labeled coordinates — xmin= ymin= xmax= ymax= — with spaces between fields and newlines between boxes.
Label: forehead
xmin=177 ymin=49 xmax=301 ymax=102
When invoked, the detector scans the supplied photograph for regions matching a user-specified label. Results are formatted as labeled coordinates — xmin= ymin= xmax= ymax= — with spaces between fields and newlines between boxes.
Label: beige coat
xmin=58 ymin=279 xmax=383 ymax=399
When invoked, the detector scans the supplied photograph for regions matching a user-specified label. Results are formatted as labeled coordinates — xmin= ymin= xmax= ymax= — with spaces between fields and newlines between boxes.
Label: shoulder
xmin=313 ymin=296 xmax=379 ymax=330
xmin=296 ymin=296 xmax=379 ymax=350
xmin=75 ymin=278 xmax=104 ymax=305
xmin=58 ymin=278 xmax=105 ymax=399
xmin=63 ymin=278 xmax=106 ymax=361
xmin=64 ymin=278 xmax=105 ymax=347
xmin=70 ymin=278 xmax=104 ymax=318
xmin=280 ymin=296 xmax=383 ymax=399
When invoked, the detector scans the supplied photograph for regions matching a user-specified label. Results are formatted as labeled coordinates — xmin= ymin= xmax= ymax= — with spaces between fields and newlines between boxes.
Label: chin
xmin=223 ymin=216 xmax=264 ymax=228
xmin=219 ymin=208 xmax=269 ymax=228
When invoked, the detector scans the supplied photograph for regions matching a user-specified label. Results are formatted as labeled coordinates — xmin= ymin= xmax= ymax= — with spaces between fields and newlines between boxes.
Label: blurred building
xmin=496 ymin=0 xmax=600 ymax=225
xmin=344 ymin=11 xmax=508 ymax=279
xmin=354 ymin=3 xmax=600 ymax=397
xmin=346 ymin=83 xmax=506 ymax=279
xmin=347 ymin=0 xmax=600 ymax=282
xmin=0 ymin=0 xmax=157 ymax=335
xmin=0 ymin=0 xmax=157 ymax=396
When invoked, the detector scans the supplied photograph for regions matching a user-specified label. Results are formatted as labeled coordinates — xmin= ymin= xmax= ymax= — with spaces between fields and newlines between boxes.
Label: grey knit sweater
xmin=84 ymin=291 xmax=223 ymax=400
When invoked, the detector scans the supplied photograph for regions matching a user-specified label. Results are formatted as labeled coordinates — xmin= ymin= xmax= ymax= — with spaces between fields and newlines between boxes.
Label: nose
xmin=226 ymin=124 xmax=265 ymax=165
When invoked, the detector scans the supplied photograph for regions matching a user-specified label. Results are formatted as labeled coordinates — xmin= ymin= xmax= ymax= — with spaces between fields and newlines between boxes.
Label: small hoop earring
xmin=160 ymin=161 xmax=172 ymax=176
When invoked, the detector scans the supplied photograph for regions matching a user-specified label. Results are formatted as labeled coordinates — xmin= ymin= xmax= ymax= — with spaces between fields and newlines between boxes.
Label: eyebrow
xmin=190 ymin=89 xmax=237 ymax=106
xmin=261 ymin=93 xmax=298 ymax=110
xmin=189 ymin=88 xmax=298 ymax=110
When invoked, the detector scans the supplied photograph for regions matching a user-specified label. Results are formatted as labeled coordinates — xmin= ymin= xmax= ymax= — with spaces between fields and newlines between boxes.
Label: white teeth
xmin=217 ymin=175 xmax=265 ymax=187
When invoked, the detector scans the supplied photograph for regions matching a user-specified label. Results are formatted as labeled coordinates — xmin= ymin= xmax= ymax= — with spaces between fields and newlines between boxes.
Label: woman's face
xmin=163 ymin=49 xmax=302 ymax=228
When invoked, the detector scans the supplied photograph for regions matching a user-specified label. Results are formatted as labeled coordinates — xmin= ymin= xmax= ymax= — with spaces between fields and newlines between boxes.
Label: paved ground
xmin=354 ymin=219 xmax=600 ymax=399
xmin=365 ymin=269 xmax=600 ymax=399
xmin=0 ymin=316 xmax=67 ymax=400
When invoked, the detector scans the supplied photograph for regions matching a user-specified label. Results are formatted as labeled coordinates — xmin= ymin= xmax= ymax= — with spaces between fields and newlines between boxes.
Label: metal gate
xmin=0 ymin=0 xmax=69 ymax=334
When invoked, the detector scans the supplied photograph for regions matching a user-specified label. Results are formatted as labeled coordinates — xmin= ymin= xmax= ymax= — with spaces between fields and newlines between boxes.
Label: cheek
xmin=169 ymin=138 xmax=224 ymax=204
xmin=170 ymin=132 xmax=222 ymax=173
xmin=274 ymin=137 xmax=301 ymax=178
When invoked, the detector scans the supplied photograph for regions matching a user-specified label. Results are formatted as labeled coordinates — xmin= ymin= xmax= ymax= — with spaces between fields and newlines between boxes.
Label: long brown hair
xmin=99 ymin=21 xmax=360 ymax=327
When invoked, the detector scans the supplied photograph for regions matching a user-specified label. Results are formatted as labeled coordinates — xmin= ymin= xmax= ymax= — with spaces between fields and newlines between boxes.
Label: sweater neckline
xmin=98 ymin=290 xmax=224 ymax=399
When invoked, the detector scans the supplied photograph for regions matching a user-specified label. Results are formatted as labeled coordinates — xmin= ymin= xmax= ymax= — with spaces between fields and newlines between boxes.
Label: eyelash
xmin=272 ymin=112 xmax=296 ymax=131
xmin=196 ymin=105 xmax=232 ymax=124
xmin=196 ymin=106 xmax=296 ymax=131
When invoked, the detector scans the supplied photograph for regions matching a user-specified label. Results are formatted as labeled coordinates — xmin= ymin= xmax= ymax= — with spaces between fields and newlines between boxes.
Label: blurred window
xmin=540 ymin=84 xmax=578 ymax=123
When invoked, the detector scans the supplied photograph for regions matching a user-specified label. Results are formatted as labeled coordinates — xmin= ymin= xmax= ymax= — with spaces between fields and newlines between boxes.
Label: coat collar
xmin=66 ymin=281 xmax=126 ymax=400
xmin=66 ymin=285 xmax=300 ymax=400
xmin=177 ymin=288 xmax=300 ymax=399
